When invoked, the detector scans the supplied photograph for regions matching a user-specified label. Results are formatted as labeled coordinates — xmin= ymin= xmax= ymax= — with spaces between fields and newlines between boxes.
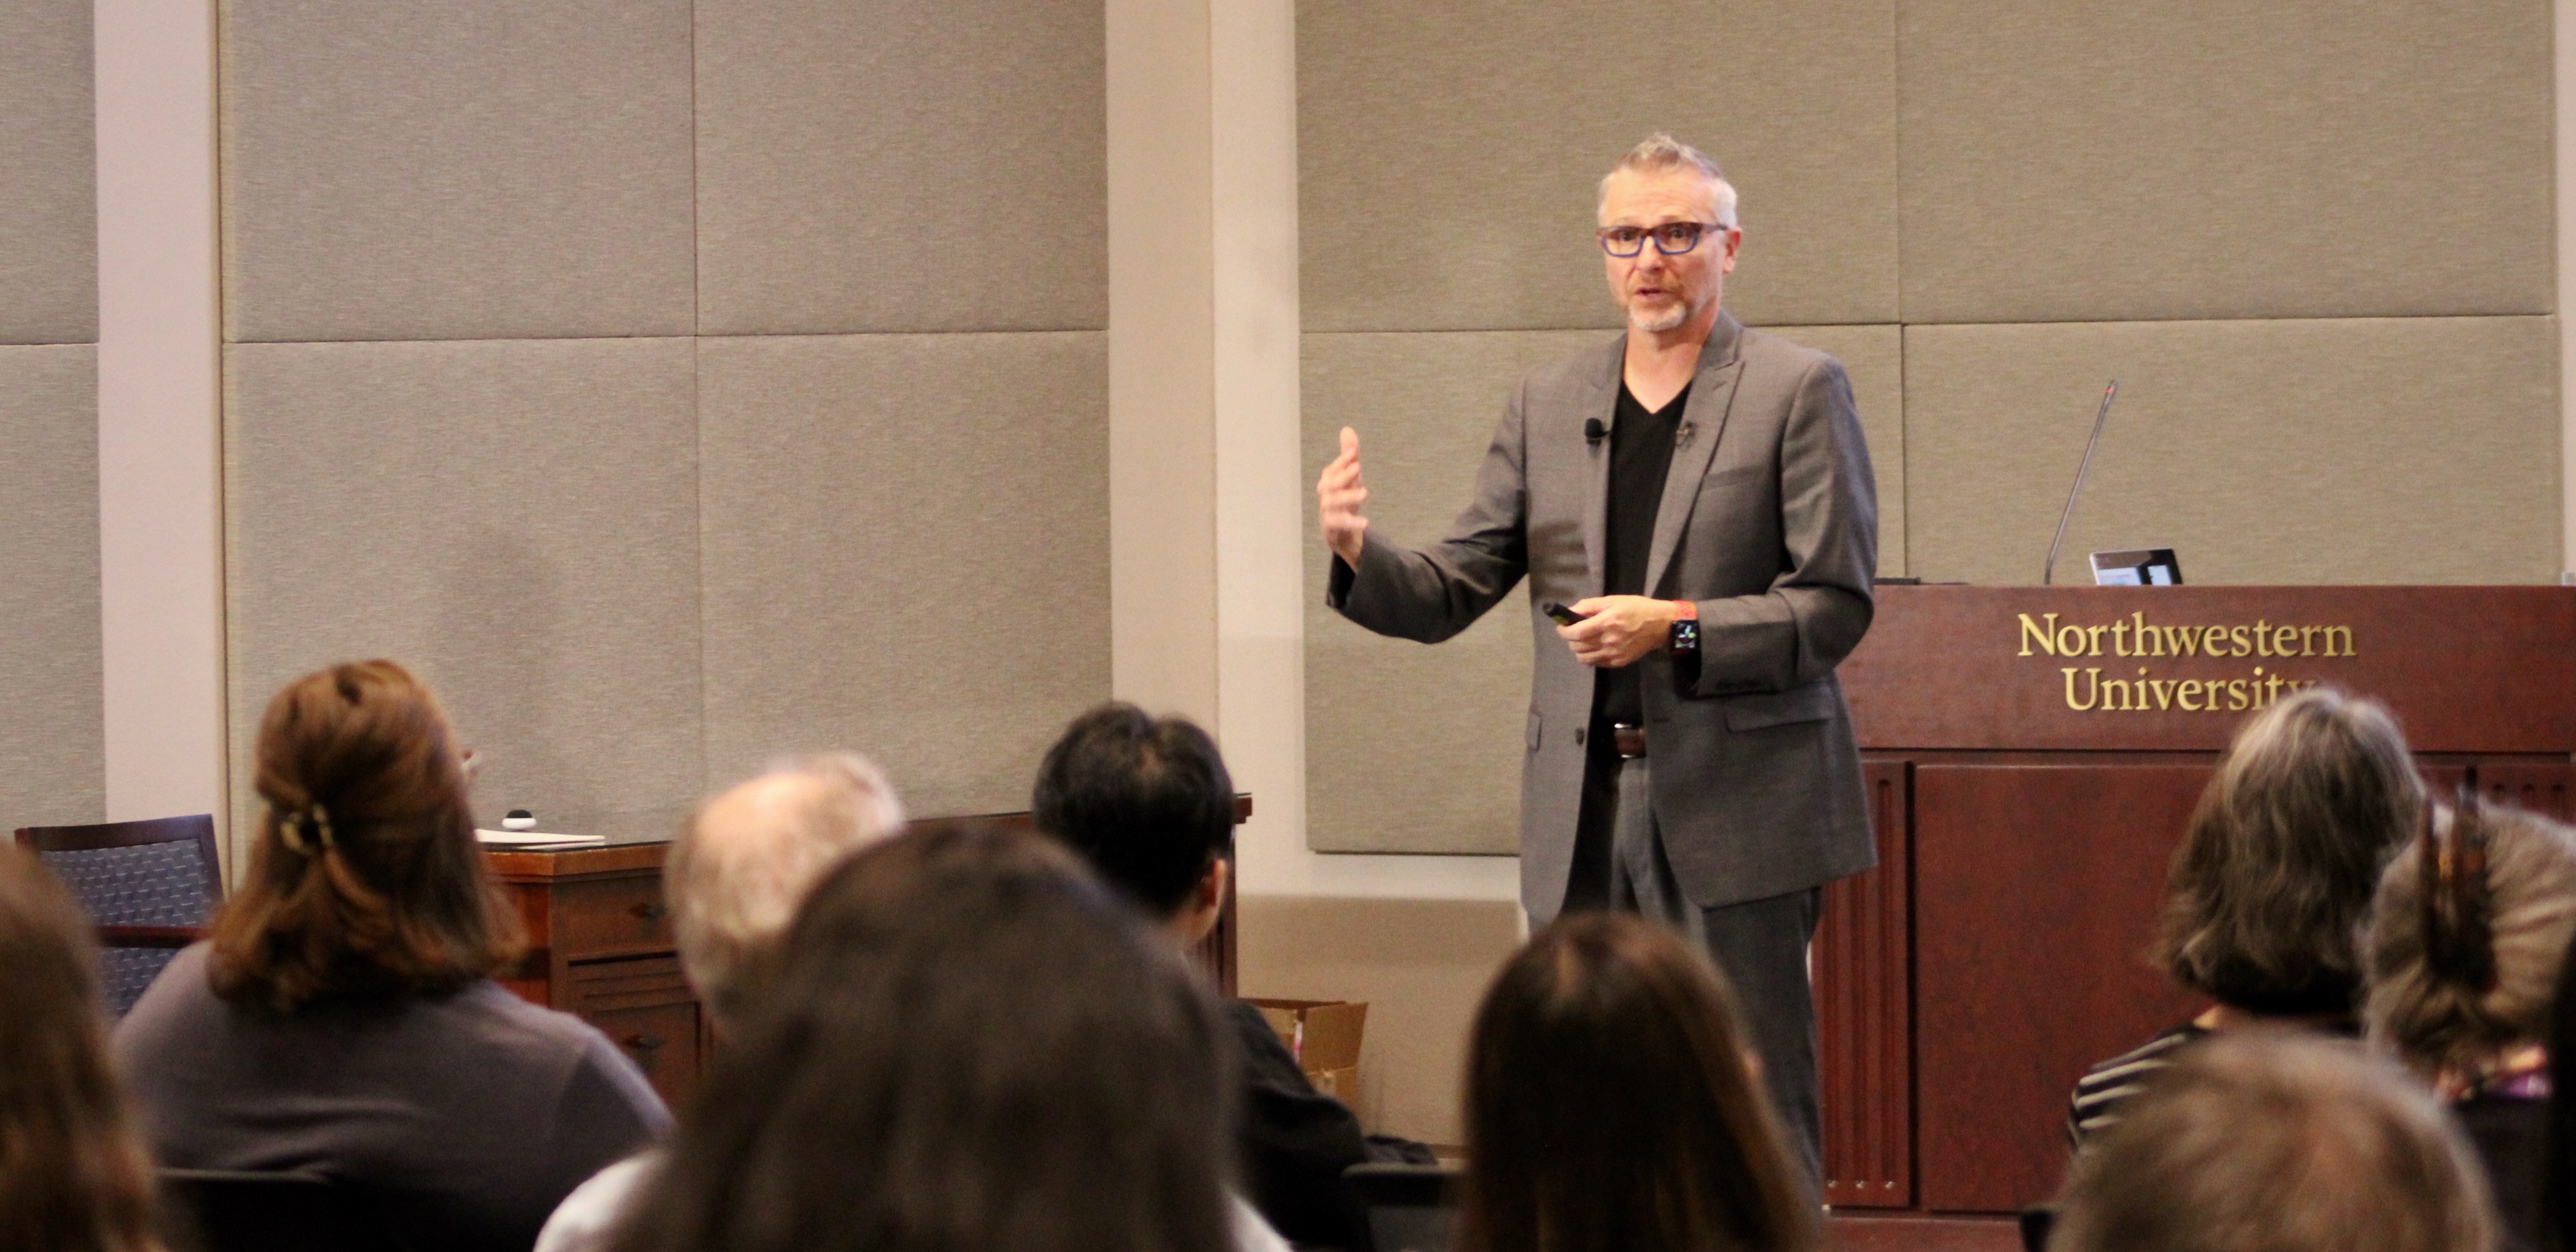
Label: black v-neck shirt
xmin=1593 ymin=380 xmax=1690 ymax=732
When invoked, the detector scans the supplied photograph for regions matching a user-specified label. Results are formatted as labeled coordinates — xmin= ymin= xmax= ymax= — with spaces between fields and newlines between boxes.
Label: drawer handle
xmin=626 ymin=1033 xmax=666 ymax=1052
xmin=630 ymin=902 xmax=668 ymax=923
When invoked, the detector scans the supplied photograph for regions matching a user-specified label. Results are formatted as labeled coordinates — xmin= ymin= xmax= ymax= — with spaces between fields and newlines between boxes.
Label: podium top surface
xmin=1840 ymin=585 xmax=2576 ymax=754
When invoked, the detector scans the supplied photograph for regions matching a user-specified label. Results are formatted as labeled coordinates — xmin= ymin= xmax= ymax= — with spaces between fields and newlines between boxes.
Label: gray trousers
xmin=1564 ymin=754 xmax=1824 ymax=1197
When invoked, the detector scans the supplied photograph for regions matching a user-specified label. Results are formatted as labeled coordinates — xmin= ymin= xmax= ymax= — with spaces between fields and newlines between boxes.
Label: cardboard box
xmin=1246 ymin=997 xmax=1367 ymax=1109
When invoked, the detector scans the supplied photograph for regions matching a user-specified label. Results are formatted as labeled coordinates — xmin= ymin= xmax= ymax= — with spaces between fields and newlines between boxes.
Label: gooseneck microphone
xmin=2042 ymin=381 xmax=2120 ymax=586
xmin=1584 ymin=418 xmax=1609 ymax=444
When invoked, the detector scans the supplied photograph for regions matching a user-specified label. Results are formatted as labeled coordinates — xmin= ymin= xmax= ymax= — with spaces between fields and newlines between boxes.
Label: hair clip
xmin=276 ymin=802 xmax=336 ymax=855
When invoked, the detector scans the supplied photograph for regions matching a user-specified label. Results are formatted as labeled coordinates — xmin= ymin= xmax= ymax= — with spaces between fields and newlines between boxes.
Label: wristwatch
xmin=1668 ymin=600 xmax=1701 ymax=692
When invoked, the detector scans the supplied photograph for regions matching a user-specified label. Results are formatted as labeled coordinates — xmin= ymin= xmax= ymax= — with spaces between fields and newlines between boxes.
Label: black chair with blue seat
xmin=157 ymin=1169 xmax=405 ymax=1252
xmin=14 ymin=814 xmax=222 ymax=1016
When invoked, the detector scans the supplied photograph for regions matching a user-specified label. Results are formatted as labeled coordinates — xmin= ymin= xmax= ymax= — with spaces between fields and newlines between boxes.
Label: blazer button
xmin=1574 ymin=727 xmax=1586 ymax=746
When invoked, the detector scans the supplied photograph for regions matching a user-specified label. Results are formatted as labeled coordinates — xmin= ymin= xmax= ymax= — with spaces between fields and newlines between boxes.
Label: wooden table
xmin=484 ymin=799 xmax=1248 ymax=1111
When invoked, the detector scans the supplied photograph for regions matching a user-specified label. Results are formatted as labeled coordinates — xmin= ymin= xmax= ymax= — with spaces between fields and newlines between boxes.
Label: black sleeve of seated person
xmin=1223 ymin=1000 xmax=1370 ymax=1249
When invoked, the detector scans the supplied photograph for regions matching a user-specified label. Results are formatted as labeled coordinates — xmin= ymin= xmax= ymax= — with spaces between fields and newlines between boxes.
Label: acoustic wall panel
xmin=0 ymin=0 xmax=96 ymax=344
xmin=695 ymin=0 xmax=1108 ymax=336
xmin=1898 ymin=0 xmax=2553 ymax=324
xmin=1303 ymin=326 xmax=1905 ymax=854
xmin=1297 ymin=0 xmax=1897 ymax=333
xmin=698 ymin=333 xmax=1111 ymax=816
xmin=224 ymin=338 xmax=702 ymax=843
xmin=0 ymin=346 xmax=103 ymax=827
xmin=1905 ymin=317 xmax=2559 ymax=588
xmin=220 ymin=0 xmax=696 ymax=343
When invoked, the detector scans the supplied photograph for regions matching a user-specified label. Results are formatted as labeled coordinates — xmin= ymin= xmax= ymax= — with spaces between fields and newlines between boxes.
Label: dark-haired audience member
xmin=1034 ymin=702 xmax=1373 ymax=1249
xmin=2365 ymin=796 xmax=2576 ymax=1252
xmin=2067 ymin=687 xmax=2421 ymax=1146
xmin=2053 ymin=1032 xmax=2496 ymax=1252
xmin=2547 ymin=923 xmax=2576 ymax=1252
xmin=0 ymin=844 xmax=164 ymax=1252
xmin=1458 ymin=912 xmax=1816 ymax=1252
xmin=114 ymin=660 xmax=668 ymax=1252
xmin=535 ymin=752 xmax=906 ymax=1252
xmin=606 ymin=820 xmax=1247 ymax=1252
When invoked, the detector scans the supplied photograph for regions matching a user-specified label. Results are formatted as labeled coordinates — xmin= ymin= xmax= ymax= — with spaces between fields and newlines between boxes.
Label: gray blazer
xmin=1328 ymin=313 xmax=1879 ymax=919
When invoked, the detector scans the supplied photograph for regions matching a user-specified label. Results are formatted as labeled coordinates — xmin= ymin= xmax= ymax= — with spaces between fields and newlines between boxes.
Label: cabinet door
xmin=569 ymin=956 xmax=704 ymax=1112
xmin=1913 ymin=763 xmax=2209 ymax=1213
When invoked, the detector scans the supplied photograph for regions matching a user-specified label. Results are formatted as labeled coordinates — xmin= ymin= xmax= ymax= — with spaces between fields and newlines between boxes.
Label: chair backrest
xmin=16 ymin=815 xmax=223 ymax=1016
xmin=1344 ymin=1162 xmax=1460 ymax=1252
xmin=157 ymin=1168 xmax=404 ymax=1252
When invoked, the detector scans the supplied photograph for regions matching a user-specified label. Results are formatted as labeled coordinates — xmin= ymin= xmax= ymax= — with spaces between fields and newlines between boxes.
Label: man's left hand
xmin=1559 ymin=596 xmax=1680 ymax=668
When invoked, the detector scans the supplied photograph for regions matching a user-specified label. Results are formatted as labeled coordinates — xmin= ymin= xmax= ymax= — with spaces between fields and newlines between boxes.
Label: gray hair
xmin=2155 ymin=687 xmax=2423 ymax=1010
xmin=2055 ymin=1032 xmax=2496 ymax=1252
xmin=2365 ymin=800 xmax=2576 ymax=1076
xmin=665 ymin=751 xmax=906 ymax=1029
xmin=1598 ymin=133 xmax=1739 ymax=228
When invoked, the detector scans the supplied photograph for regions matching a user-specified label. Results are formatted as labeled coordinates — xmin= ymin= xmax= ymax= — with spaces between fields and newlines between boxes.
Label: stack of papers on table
xmin=474 ymin=828 xmax=608 ymax=849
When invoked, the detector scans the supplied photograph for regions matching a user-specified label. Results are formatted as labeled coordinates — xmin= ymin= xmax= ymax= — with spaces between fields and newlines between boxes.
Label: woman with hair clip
xmin=0 ymin=844 xmax=165 ymax=1252
xmin=1455 ymin=912 xmax=1816 ymax=1252
xmin=114 ymin=660 xmax=669 ymax=1252
xmin=2066 ymin=687 xmax=2423 ymax=1146
xmin=2365 ymin=790 xmax=2576 ymax=1252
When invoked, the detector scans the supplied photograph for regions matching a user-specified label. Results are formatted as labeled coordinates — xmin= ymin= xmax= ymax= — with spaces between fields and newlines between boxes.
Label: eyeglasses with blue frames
xmin=1597 ymin=221 xmax=1731 ymax=258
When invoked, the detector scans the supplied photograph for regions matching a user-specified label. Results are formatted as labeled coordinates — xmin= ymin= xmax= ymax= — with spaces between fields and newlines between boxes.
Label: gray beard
xmin=1628 ymin=300 xmax=1689 ymax=334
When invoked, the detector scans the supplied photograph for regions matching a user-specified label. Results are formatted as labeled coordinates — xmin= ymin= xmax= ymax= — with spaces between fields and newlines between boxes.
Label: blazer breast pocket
xmin=1719 ymin=683 xmax=1837 ymax=732
xmin=1701 ymin=462 xmax=1767 ymax=489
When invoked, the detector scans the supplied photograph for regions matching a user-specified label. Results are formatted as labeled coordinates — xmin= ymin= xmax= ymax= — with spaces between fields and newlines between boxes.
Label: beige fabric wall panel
xmin=0 ymin=346 xmax=103 ymax=826
xmin=1297 ymin=0 xmax=1898 ymax=333
xmin=1898 ymin=0 xmax=2553 ymax=324
xmin=1906 ymin=317 xmax=2560 ymax=587
xmin=695 ymin=0 xmax=1107 ymax=335
xmin=1303 ymin=324 xmax=1904 ymax=853
xmin=1238 ymin=895 xmax=1524 ymax=1142
xmin=0 ymin=0 xmax=96 ymax=344
xmin=698 ymin=333 xmax=1110 ymax=817
xmin=220 ymin=0 xmax=695 ymax=342
xmin=224 ymin=338 xmax=702 ymax=841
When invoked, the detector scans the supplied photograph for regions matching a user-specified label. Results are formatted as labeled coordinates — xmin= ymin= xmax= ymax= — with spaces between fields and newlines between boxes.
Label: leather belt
xmin=1613 ymin=723 xmax=1648 ymax=759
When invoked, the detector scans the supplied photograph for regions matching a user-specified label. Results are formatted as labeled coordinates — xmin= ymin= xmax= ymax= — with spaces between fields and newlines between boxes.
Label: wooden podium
xmin=1812 ymin=586 xmax=2576 ymax=1215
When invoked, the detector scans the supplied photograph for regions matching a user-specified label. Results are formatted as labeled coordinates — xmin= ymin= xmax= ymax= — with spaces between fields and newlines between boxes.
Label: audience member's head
xmin=0 ymin=844 xmax=163 ymax=1252
xmin=2053 ymin=1031 xmax=2495 ymax=1252
xmin=1032 ymin=702 xmax=1235 ymax=941
xmin=1458 ymin=913 xmax=1814 ymax=1252
xmin=609 ymin=821 xmax=1233 ymax=1252
xmin=2156 ymin=686 xmax=2422 ymax=1015
xmin=2544 ymin=922 xmax=2576 ymax=1247
xmin=211 ymin=659 xmax=520 ymax=1012
xmin=664 ymin=752 xmax=904 ymax=1030
xmin=2366 ymin=795 xmax=2576 ymax=1081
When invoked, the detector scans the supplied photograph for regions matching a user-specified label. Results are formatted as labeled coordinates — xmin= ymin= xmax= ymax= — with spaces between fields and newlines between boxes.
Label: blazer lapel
xmin=1577 ymin=335 xmax=1622 ymax=600
xmin=1643 ymin=313 xmax=1746 ymax=596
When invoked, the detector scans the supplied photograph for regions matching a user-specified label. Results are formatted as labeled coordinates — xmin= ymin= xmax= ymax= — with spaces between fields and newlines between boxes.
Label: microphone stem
xmin=2043 ymin=381 xmax=2119 ymax=586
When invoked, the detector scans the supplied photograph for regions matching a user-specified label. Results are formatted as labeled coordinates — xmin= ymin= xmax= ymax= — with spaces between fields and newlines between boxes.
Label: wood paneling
xmin=1818 ymin=759 xmax=1913 ymax=1208
xmin=1912 ymin=763 xmax=2208 ymax=1212
xmin=1844 ymin=586 xmax=2576 ymax=754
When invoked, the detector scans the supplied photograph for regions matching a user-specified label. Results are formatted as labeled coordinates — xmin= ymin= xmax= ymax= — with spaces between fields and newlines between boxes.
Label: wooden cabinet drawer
xmin=553 ymin=874 xmax=675 ymax=959
xmin=570 ymin=956 xmax=702 ymax=1112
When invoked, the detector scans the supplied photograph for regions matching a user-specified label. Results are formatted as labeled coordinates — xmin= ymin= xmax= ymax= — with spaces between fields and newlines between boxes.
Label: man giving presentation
xmin=1316 ymin=134 xmax=1879 ymax=1186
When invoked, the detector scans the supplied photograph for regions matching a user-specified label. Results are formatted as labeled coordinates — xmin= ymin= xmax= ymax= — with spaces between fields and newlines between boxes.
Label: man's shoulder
xmin=1734 ymin=324 xmax=1839 ymax=378
xmin=1517 ymin=332 xmax=1625 ymax=401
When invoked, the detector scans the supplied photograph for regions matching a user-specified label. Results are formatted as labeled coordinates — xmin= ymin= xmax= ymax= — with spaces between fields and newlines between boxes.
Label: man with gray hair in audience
xmin=533 ymin=752 xmax=906 ymax=1252
xmin=2052 ymin=1031 xmax=2499 ymax=1252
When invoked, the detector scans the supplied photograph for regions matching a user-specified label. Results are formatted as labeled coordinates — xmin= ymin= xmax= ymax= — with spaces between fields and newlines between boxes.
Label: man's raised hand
xmin=1317 ymin=426 xmax=1370 ymax=566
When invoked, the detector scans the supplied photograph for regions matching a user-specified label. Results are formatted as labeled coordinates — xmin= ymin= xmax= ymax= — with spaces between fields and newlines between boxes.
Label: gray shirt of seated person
xmin=116 ymin=943 xmax=670 ymax=1252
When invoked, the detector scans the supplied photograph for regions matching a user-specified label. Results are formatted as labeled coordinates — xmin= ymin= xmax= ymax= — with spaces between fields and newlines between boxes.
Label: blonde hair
xmin=1598 ymin=133 xmax=1738 ymax=228
xmin=2365 ymin=798 xmax=2576 ymax=1076
xmin=666 ymin=753 xmax=905 ymax=1029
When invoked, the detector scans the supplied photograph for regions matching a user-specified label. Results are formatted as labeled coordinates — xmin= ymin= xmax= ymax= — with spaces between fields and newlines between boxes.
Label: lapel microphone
xmin=1584 ymin=418 xmax=1608 ymax=445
